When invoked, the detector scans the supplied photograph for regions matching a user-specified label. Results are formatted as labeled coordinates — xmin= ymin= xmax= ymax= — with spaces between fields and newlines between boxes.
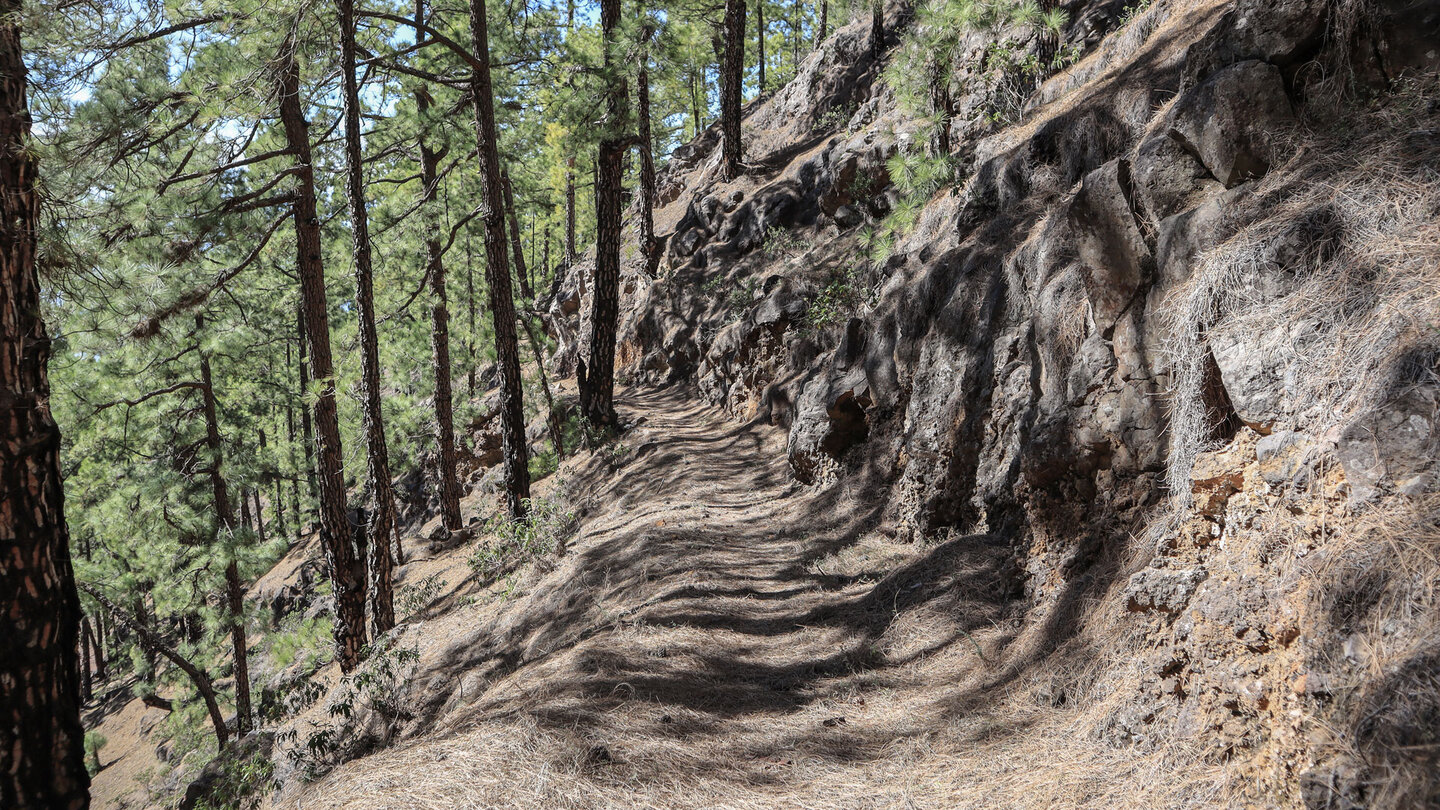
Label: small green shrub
xmin=762 ymin=226 xmax=809 ymax=258
xmin=396 ymin=573 xmax=447 ymax=616
xmin=192 ymin=749 xmax=275 ymax=810
xmin=84 ymin=731 xmax=107 ymax=775
xmin=468 ymin=488 xmax=576 ymax=580
xmin=805 ymin=267 xmax=867 ymax=330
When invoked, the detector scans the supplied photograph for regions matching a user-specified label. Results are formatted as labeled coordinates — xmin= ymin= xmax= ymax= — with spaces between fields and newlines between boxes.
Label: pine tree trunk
xmin=0 ymin=20 xmax=89 ymax=807
xmin=870 ymin=0 xmax=883 ymax=61
xmin=690 ymin=71 xmax=701 ymax=136
xmin=295 ymin=307 xmax=319 ymax=527
xmin=582 ymin=0 xmax=626 ymax=429
xmin=565 ymin=157 xmax=577 ymax=264
xmin=502 ymin=170 xmax=534 ymax=301
xmin=0 ymin=9 xmax=89 ymax=803
xmin=273 ymin=477 xmax=288 ymax=540
xmin=196 ymin=332 xmax=253 ymax=736
xmin=413 ymin=7 xmax=463 ymax=535
xmin=91 ymin=613 xmax=107 ymax=682
xmin=756 ymin=0 xmax=766 ymax=94
xmin=637 ymin=33 xmax=659 ymax=276
xmin=465 ymin=237 xmax=478 ymax=396
xmin=78 ymin=619 xmax=92 ymax=705
xmin=465 ymin=0 xmax=532 ymax=518
xmin=277 ymin=35 xmax=368 ymax=673
xmin=338 ymin=0 xmax=397 ymax=637
xmin=792 ymin=0 xmax=800 ymax=70
xmin=817 ymin=0 xmax=827 ymax=45
xmin=721 ymin=0 xmax=746 ymax=180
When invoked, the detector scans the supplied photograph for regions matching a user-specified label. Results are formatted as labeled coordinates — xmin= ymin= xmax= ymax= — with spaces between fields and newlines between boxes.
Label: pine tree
xmin=465 ymin=0 xmax=533 ymax=517
xmin=637 ymin=20 xmax=660 ymax=275
xmin=277 ymin=32 xmax=369 ymax=672
xmin=721 ymin=0 xmax=746 ymax=180
xmin=338 ymin=0 xmax=397 ymax=638
xmin=0 ymin=2 xmax=90 ymax=803
xmin=581 ymin=0 xmax=627 ymax=430
xmin=412 ymin=16 xmax=464 ymax=536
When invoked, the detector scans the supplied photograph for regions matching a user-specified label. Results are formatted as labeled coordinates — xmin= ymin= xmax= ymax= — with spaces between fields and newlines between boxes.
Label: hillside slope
xmin=178 ymin=0 xmax=1440 ymax=807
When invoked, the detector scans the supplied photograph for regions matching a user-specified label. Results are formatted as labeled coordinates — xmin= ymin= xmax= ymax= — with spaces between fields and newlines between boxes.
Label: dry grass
xmin=1163 ymin=80 xmax=1440 ymax=496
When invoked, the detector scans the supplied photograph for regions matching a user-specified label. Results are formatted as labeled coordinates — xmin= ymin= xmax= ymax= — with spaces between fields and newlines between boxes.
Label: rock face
xmin=537 ymin=0 xmax=1440 ymax=803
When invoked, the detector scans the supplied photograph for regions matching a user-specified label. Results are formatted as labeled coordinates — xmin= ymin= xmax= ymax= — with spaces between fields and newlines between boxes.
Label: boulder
xmin=1066 ymin=158 xmax=1153 ymax=331
xmin=1168 ymin=60 xmax=1295 ymax=188
xmin=1132 ymin=131 xmax=1223 ymax=226
xmin=1337 ymin=386 xmax=1439 ymax=500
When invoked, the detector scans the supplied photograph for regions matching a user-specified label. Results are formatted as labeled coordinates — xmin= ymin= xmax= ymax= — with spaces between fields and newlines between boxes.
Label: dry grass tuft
xmin=1163 ymin=81 xmax=1440 ymax=496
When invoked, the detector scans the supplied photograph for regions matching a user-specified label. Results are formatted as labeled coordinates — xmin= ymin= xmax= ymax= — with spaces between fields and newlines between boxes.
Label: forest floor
xmin=253 ymin=387 xmax=1224 ymax=810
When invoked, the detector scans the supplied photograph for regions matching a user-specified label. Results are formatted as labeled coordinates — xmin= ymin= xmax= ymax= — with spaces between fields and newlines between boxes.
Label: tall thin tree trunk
xmin=273 ymin=476 xmax=288 ymax=541
xmin=91 ymin=612 xmax=107 ymax=682
xmin=0 ymin=8 xmax=89 ymax=802
xmin=78 ymin=619 xmax=92 ymax=705
xmin=637 ymin=28 xmax=659 ymax=276
xmin=792 ymin=0 xmax=800 ymax=70
xmin=196 ymin=322 xmax=253 ymax=736
xmin=817 ymin=0 xmax=827 ymax=45
xmin=338 ymin=0 xmax=397 ymax=636
xmin=721 ymin=0 xmax=746 ymax=180
xmin=465 ymin=233 xmax=477 ymax=396
xmin=502 ymin=170 xmax=533 ymax=300
xmin=756 ymin=0 xmax=766 ymax=94
xmin=565 ymin=157 xmax=577 ymax=264
xmin=690 ymin=71 xmax=702 ymax=136
xmin=465 ymin=0 xmax=532 ymax=518
xmin=295 ymin=307 xmax=318 ymax=522
xmin=252 ymin=490 xmax=268 ymax=546
xmin=414 ymin=0 xmax=464 ymax=536
xmin=83 ymin=615 xmax=103 ymax=685
xmin=277 ymin=34 xmax=368 ymax=673
xmin=870 ymin=0 xmax=883 ymax=61
xmin=582 ymin=0 xmax=626 ymax=429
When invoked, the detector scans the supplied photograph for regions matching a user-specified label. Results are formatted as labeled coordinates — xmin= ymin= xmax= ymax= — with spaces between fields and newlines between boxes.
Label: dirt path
xmin=272 ymin=388 xmax=1168 ymax=809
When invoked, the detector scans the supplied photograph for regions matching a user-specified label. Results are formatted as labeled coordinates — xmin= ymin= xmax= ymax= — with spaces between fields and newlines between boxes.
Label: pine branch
xmin=131 ymin=212 xmax=290 ymax=339
xmin=92 ymin=381 xmax=205 ymax=413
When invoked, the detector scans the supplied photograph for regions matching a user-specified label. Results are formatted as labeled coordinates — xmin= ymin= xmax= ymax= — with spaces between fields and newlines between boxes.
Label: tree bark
xmin=414 ymin=0 xmax=463 ymax=536
xmin=565 ymin=156 xmax=577 ymax=264
xmin=78 ymin=619 xmax=92 ymax=705
xmin=636 ymin=29 xmax=659 ymax=276
xmin=870 ymin=0 xmax=883 ymax=62
xmin=464 ymin=0 xmax=532 ymax=518
xmin=81 ymin=586 xmax=229 ymax=749
xmin=581 ymin=0 xmax=626 ymax=429
xmin=0 ymin=10 xmax=90 ymax=801
xmin=502 ymin=170 xmax=534 ymax=301
xmin=721 ymin=0 xmax=746 ymax=180
xmin=817 ymin=0 xmax=828 ymax=45
xmin=91 ymin=613 xmax=107 ymax=682
xmin=196 ymin=327 xmax=253 ymax=736
xmin=756 ymin=0 xmax=766 ymax=94
xmin=295 ymin=306 xmax=318 ymax=529
xmin=276 ymin=34 xmax=368 ymax=673
xmin=338 ymin=0 xmax=397 ymax=637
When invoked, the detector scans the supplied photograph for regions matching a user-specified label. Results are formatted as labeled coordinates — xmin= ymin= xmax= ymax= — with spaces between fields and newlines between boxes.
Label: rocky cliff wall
xmin=546 ymin=0 xmax=1440 ymax=804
